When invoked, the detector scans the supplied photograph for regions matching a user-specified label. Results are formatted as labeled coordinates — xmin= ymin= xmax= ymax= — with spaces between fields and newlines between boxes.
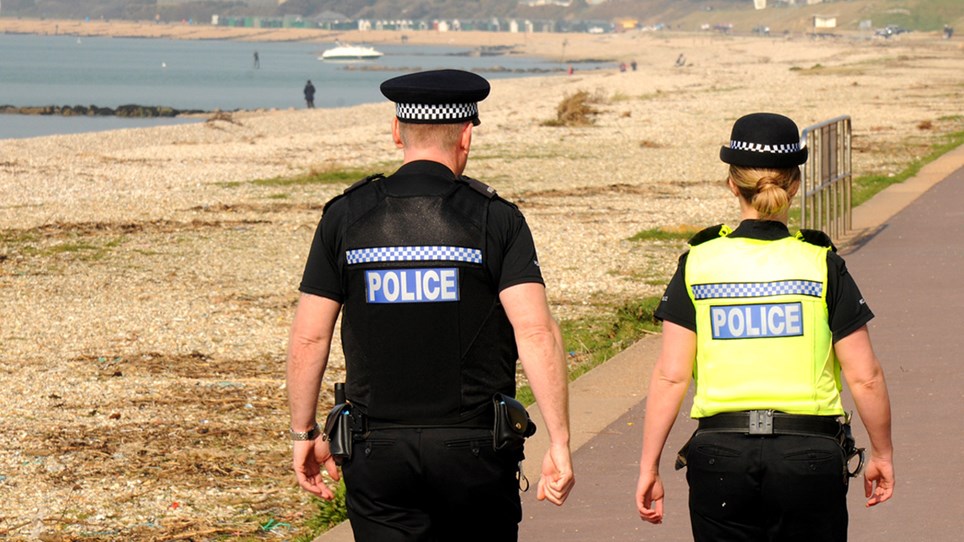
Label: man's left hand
xmin=536 ymin=442 xmax=574 ymax=505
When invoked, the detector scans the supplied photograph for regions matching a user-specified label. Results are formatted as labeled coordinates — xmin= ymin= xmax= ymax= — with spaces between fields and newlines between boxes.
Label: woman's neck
xmin=738 ymin=200 xmax=789 ymax=225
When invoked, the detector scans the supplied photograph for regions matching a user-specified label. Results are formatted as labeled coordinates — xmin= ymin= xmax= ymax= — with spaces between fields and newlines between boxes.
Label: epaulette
xmin=322 ymin=173 xmax=384 ymax=213
xmin=688 ymin=224 xmax=730 ymax=246
xmin=457 ymin=175 xmax=498 ymax=199
xmin=797 ymin=229 xmax=838 ymax=252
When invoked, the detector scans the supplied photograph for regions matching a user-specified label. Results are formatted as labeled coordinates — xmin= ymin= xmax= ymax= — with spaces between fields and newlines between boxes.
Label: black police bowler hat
xmin=720 ymin=112 xmax=808 ymax=168
xmin=380 ymin=69 xmax=490 ymax=126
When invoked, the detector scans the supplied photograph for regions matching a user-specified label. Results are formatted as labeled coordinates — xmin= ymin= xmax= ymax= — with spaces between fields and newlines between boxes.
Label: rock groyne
xmin=0 ymin=104 xmax=206 ymax=117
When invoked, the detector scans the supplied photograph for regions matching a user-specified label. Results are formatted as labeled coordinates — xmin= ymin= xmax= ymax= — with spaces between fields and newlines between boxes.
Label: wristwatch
xmin=290 ymin=423 xmax=321 ymax=441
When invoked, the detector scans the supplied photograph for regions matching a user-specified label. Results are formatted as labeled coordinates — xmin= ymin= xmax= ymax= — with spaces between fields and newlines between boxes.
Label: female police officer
xmin=635 ymin=113 xmax=894 ymax=541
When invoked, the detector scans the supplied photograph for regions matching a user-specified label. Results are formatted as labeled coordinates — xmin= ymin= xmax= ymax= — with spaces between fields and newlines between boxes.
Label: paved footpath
xmin=317 ymin=145 xmax=964 ymax=542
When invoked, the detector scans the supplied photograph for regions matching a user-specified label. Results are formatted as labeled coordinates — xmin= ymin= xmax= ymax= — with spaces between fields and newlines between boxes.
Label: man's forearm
xmin=499 ymin=283 xmax=570 ymax=446
xmin=287 ymin=340 xmax=327 ymax=431
xmin=286 ymin=294 xmax=341 ymax=431
xmin=518 ymin=321 xmax=570 ymax=446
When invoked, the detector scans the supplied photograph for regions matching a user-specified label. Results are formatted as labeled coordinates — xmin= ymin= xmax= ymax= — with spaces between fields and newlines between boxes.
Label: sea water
xmin=0 ymin=33 xmax=603 ymax=139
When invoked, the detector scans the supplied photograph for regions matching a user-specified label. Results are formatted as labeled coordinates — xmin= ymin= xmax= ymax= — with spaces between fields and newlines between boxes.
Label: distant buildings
xmin=519 ymin=0 xmax=611 ymax=4
xmin=213 ymin=13 xmax=625 ymax=34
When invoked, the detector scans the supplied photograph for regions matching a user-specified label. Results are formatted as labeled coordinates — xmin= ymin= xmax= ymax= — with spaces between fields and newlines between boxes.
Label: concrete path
xmin=318 ymin=144 xmax=964 ymax=541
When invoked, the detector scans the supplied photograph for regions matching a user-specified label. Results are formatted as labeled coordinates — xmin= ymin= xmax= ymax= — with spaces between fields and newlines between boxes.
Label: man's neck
xmin=402 ymin=149 xmax=461 ymax=176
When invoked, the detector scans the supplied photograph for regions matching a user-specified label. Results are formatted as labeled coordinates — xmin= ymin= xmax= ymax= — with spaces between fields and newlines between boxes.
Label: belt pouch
xmin=323 ymin=402 xmax=353 ymax=465
xmin=492 ymin=393 xmax=537 ymax=451
xmin=675 ymin=430 xmax=697 ymax=471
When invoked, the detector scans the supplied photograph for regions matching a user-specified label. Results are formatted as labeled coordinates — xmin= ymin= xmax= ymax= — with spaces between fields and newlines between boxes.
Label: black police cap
xmin=720 ymin=112 xmax=808 ymax=169
xmin=380 ymin=69 xmax=491 ymax=126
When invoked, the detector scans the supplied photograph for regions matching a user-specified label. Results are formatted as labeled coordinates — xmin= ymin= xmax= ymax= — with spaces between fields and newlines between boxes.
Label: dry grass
xmin=543 ymin=90 xmax=600 ymax=127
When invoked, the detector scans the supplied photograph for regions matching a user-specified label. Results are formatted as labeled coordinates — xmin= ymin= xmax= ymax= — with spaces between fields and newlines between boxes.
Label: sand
xmin=0 ymin=18 xmax=962 ymax=540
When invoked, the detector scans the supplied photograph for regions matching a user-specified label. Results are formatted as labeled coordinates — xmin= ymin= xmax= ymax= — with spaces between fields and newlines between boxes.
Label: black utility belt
xmin=697 ymin=410 xmax=841 ymax=437
xmin=364 ymin=414 xmax=494 ymax=431
xmin=323 ymin=390 xmax=536 ymax=464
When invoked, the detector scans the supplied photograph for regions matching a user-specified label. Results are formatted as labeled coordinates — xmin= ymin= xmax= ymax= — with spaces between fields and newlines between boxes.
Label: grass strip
xmin=251 ymin=168 xmax=377 ymax=188
xmin=292 ymin=481 xmax=348 ymax=542
xmin=628 ymin=226 xmax=701 ymax=243
xmin=851 ymin=128 xmax=964 ymax=208
xmin=516 ymin=296 xmax=662 ymax=406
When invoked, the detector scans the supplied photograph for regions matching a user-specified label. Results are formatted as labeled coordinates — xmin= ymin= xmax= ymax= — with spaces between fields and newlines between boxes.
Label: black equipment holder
xmin=492 ymin=393 xmax=536 ymax=451
xmin=323 ymin=383 xmax=354 ymax=465
xmin=674 ymin=432 xmax=694 ymax=471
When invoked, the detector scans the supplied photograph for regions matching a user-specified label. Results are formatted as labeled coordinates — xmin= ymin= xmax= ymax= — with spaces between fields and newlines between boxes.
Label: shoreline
xmin=11 ymin=16 xmax=951 ymax=62
xmin=0 ymin=26 xmax=614 ymax=133
xmin=0 ymin=17 xmax=612 ymax=61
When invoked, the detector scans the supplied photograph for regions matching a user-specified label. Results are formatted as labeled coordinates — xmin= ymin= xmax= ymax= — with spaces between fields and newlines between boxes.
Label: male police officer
xmin=287 ymin=69 xmax=574 ymax=541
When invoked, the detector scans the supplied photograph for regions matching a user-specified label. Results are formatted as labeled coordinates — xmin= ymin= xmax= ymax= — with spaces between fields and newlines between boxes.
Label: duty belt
xmin=697 ymin=410 xmax=841 ymax=437
xmin=360 ymin=408 xmax=495 ymax=431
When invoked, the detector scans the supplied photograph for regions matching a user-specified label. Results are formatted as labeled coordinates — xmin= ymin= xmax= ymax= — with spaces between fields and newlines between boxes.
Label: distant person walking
xmin=253 ymin=51 xmax=260 ymax=69
xmin=303 ymin=80 xmax=316 ymax=109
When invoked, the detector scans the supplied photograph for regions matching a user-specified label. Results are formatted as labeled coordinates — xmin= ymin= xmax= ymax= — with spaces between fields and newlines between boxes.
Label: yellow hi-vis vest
xmin=685 ymin=227 xmax=843 ymax=418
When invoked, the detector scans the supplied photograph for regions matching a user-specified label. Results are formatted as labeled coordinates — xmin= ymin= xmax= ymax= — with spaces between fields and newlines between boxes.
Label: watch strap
xmin=290 ymin=423 xmax=321 ymax=441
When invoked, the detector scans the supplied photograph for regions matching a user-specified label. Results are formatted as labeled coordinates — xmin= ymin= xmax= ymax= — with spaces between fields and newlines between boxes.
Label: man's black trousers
xmin=685 ymin=431 xmax=850 ymax=542
xmin=342 ymin=426 xmax=523 ymax=542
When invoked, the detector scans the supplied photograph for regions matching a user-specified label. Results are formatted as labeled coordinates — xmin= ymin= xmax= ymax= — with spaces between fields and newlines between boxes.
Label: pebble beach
xmin=1 ymin=18 xmax=962 ymax=539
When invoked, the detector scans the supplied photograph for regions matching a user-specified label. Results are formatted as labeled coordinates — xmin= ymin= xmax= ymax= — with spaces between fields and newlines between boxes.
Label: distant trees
xmin=3 ymin=0 xmax=151 ymax=19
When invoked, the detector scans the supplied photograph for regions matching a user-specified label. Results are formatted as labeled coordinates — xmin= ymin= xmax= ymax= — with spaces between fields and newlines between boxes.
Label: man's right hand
xmin=292 ymin=438 xmax=340 ymax=500
xmin=536 ymin=442 xmax=574 ymax=506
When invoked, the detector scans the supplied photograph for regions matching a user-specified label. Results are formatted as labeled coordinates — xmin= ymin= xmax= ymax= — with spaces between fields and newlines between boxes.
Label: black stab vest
xmin=340 ymin=176 xmax=517 ymax=424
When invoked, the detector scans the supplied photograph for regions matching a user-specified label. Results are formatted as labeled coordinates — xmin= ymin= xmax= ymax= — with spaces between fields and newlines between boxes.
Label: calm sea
xmin=0 ymin=33 xmax=600 ymax=140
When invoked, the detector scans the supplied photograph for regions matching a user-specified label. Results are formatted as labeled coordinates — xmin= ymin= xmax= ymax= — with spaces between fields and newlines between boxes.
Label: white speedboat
xmin=319 ymin=43 xmax=384 ymax=61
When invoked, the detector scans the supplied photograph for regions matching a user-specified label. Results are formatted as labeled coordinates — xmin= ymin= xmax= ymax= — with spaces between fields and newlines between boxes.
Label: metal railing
xmin=799 ymin=115 xmax=852 ymax=240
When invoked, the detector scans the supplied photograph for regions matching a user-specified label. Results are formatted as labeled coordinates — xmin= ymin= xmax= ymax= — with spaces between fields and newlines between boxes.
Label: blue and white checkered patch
xmin=729 ymin=140 xmax=801 ymax=154
xmin=692 ymin=280 xmax=822 ymax=300
xmin=346 ymin=245 xmax=482 ymax=265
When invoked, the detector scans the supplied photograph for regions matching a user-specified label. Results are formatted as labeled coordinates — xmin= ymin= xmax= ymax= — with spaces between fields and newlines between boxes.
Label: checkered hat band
xmin=692 ymin=280 xmax=823 ymax=300
xmin=346 ymin=245 xmax=483 ymax=265
xmin=395 ymin=102 xmax=477 ymax=122
xmin=729 ymin=140 xmax=801 ymax=154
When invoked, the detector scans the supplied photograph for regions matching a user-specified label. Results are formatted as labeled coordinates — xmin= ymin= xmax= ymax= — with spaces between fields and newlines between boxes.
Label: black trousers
xmin=685 ymin=431 xmax=849 ymax=542
xmin=342 ymin=426 xmax=523 ymax=542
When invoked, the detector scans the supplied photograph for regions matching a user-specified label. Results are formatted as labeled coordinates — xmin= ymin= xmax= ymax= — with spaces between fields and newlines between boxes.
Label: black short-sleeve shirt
xmin=299 ymin=160 xmax=544 ymax=301
xmin=654 ymin=220 xmax=874 ymax=342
